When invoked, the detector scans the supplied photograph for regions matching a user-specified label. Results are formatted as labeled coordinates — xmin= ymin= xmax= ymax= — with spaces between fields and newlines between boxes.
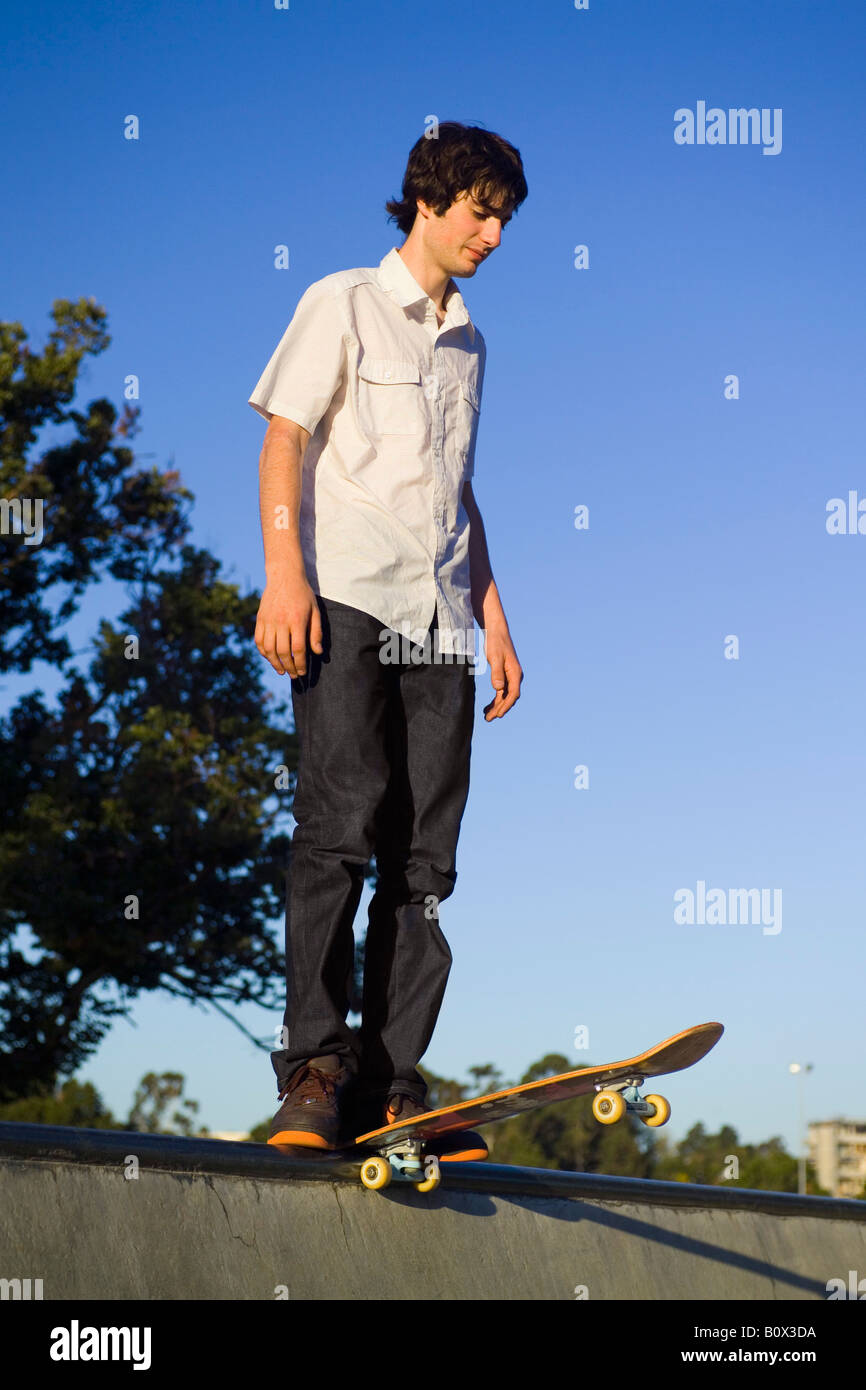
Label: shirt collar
xmin=378 ymin=246 xmax=475 ymax=343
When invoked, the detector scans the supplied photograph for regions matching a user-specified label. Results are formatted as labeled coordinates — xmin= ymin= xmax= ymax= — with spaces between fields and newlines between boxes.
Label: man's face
xmin=418 ymin=188 xmax=512 ymax=277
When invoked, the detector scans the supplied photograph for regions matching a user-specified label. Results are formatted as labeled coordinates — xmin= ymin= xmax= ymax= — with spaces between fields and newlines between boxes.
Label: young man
xmin=249 ymin=122 xmax=527 ymax=1158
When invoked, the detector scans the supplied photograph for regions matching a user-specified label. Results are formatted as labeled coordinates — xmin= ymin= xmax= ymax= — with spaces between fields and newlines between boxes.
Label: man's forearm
xmin=465 ymin=488 xmax=508 ymax=630
xmin=258 ymin=432 xmax=307 ymax=581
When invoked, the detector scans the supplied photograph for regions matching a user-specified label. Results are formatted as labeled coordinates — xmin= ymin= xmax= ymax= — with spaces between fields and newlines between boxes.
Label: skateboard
xmin=354 ymin=1020 xmax=724 ymax=1192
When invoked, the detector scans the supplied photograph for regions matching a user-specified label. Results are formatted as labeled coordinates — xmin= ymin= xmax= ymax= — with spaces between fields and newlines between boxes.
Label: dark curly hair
xmin=385 ymin=121 xmax=528 ymax=236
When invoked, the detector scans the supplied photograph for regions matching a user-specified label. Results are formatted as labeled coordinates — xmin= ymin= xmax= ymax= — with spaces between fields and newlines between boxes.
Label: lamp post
xmin=788 ymin=1062 xmax=813 ymax=1195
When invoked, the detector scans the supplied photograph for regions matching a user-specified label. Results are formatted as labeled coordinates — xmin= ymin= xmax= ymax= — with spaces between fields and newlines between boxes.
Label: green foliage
xmin=651 ymin=1121 xmax=739 ymax=1185
xmin=650 ymin=1122 xmax=827 ymax=1194
xmin=0 ymin=1077 xmax=117 ymax=1128
xmin=0 ymin=1069 xmax=210 ymax=1138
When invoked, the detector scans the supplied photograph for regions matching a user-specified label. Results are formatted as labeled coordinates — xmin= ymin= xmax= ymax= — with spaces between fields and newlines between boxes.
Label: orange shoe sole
xmin=438 ymin=1146 xmax=488 ymax=1163
xmin=268 ymin=1130 xmax=332 ymax=1150
xmin=383 ymin=1107 xmax=488 ymax=1164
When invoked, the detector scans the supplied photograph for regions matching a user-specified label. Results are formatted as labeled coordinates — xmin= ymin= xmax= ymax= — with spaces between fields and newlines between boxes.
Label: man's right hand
xmin=255 ymin=575 xmax=324 ymax=678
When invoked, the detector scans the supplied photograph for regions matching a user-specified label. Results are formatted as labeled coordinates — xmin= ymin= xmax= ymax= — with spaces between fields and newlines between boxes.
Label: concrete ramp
xmin=1 ymin=1122 xmax=864 ymax=1300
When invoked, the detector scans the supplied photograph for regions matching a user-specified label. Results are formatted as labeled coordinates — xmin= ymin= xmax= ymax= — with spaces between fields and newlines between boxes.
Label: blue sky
xmin=2 ymin=0 xmax=864 ymax=1158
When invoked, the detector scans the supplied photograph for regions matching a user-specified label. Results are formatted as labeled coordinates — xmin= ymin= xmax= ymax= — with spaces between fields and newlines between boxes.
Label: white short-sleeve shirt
xmin=248 ymin=246 xmax=485 ymax=654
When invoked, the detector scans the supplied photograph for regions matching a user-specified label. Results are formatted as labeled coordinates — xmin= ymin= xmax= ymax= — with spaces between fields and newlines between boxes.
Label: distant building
xmin=808 ymin=1120 xmax=866 ymax=1198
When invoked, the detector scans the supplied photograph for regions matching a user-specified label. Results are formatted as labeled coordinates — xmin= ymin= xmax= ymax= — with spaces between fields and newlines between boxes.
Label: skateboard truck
xmin=591 ymin=1075 xmax=671 ymax=1127
xmin=359 ymin=1137 xmax=441 ymax=1192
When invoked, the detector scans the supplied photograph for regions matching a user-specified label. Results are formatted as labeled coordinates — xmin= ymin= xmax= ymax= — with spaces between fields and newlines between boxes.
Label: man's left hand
xmin=482 ymin=625 xmax=523 ymax=720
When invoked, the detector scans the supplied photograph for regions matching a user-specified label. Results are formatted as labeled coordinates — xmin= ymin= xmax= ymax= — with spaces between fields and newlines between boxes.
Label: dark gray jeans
xmin=270 ymin=595 xmax=475 ymax=1106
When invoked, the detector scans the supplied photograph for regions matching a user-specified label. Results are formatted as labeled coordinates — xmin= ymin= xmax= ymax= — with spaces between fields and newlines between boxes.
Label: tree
xmin=0 ymin=299 xmax=297 ymax=1100
xmin=126 ymin=1071 xmax=204 ymax=1136
xmin=0 ymin=299 xmax=189 ymax=675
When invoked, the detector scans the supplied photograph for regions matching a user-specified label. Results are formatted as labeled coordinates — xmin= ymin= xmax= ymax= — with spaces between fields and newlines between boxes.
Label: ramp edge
xmin=1 ymin=1120 xmax=863 ymax=1220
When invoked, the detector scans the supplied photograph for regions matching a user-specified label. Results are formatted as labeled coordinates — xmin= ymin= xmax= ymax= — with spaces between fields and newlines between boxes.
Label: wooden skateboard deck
xmin=353 ymin=1021 xmax=723 ymax=1191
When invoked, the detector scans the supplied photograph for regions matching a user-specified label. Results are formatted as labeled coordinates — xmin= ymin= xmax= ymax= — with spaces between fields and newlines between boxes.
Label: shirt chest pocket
xmin=357 ymin=358 xmax=425 ymax=436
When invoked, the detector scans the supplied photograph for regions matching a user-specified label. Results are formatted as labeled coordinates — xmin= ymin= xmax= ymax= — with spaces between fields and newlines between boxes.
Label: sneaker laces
xmin=278 ymin=1065 xmax=339 ymax=1105
xmin=386 ymin=1089 xmax=426 ymax=1120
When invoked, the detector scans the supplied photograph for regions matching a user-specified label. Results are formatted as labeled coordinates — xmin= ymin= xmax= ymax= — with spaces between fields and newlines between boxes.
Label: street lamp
xmin=789 ymin=1062 xmax=814 ymax=1195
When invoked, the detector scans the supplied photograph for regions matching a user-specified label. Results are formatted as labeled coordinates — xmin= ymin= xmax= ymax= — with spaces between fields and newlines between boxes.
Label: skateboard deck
xmin=353 ymin=1020 xmax=723 ymax=1191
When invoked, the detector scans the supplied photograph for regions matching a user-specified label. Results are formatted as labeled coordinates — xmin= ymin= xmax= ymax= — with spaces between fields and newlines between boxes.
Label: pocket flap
xmin=358 ymin=358 xmax=421 ymax=385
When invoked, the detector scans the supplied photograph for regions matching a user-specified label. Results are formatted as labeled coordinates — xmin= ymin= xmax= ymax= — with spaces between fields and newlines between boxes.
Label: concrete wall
xmin=1 ymin=1124 xmax=864 ymax=1300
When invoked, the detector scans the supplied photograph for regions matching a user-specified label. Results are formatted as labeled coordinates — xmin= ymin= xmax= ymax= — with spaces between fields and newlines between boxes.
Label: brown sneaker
xmin=268 ymin=1055 xmax=352 ymax=1150
xmin=384 ymin=1090 xmax=489 ymax=1163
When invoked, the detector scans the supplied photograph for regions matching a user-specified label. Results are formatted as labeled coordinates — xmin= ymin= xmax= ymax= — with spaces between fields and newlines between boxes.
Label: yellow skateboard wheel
xmin=414 ymin=1156 xmax=441 ymax=1193
xmin=641 ymin=1094 xmax=671 ymax=1127
xmin=592 ymin=1090 xmax=626 ymax=1124
xmin=360 ymin=1156 xmax=392 ymax=1190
